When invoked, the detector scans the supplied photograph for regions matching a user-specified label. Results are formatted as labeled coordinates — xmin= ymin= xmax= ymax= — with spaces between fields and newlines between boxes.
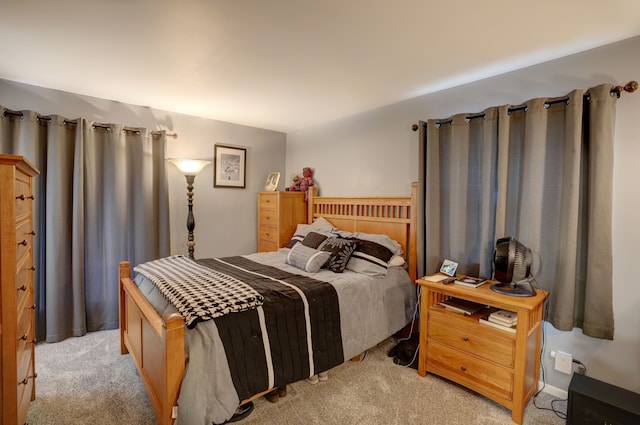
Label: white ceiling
xmin=1 ymin=1 xmax=639 ymax=132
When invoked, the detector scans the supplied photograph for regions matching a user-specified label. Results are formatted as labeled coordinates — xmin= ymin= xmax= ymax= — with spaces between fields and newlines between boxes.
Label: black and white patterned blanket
xmin=133 ymin=255 xmax=264 ymax=328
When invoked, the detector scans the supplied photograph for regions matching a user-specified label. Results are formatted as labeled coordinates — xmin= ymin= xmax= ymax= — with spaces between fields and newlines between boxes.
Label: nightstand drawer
xmin=428 ymin=310 xmax=515 ymax=367
xmin=427 ymin=340 xmax=513 ymax=399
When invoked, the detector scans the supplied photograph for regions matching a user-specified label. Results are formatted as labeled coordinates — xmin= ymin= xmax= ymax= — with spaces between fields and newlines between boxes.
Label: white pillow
xmin=388 ymin=255 xmax=406 ymax=267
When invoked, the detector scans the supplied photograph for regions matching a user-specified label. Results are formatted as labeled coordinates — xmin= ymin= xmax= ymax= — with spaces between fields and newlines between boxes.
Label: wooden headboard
xmin=307 ymin=182 xmax=418 ymax=281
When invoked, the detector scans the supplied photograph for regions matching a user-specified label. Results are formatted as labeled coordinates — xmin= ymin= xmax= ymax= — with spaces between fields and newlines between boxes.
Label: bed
xmin=118 ymin=182 xmax=418 ymax=425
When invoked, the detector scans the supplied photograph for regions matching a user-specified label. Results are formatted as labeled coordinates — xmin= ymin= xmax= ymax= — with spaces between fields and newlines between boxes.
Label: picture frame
xmin=439 ymin=259 xmax=458 ymax=277
xmin=214 ymin=144 xmax=246 ymax=188
xmin=264 ymin=171 xmax=280 ymax=191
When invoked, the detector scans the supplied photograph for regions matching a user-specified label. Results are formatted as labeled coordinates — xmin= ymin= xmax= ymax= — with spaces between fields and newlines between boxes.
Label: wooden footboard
xmin=119 ymin=261 xmax=184 ymax=425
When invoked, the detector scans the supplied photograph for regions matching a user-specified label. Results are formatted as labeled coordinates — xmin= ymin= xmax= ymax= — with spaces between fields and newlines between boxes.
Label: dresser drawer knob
xmin=18 ymin=239 xmax=28 ymax=246
xmin=29 ymin=230 xmax=36 ymax=235
xmin=30 ymin=304 xmax=37 ymax=310
xmin=27 ymin=194 xmax=35 ymax=200
xmin=16 ymin=194 xmax=25 ymax=200
xmin=29 ymin=266 xmax=36 ymax=271
xmin=18 ymin=334 xmax=28 ymax=341
xmin=18 ymin=374 xmax=37 ymax=386
xmin=18 ymin=285 xmax=27 ymax=291
xmin=462 ymin=336 xmax=469 ymax=341
xmin=460 ymin=365 xmax=467 ymax=371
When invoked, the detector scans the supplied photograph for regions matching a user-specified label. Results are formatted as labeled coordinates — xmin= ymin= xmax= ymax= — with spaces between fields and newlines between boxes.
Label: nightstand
xmin=416 ymin=276 xmax=547 ymax=424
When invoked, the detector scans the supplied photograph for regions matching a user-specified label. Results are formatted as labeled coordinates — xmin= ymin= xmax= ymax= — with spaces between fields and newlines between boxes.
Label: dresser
xmin=0 ymin=154 xmax=39 ymax=425
xmin=417 ymin=276 xmax=547 ymax=425
xmin=257 ymin=191 xmax=307 ymax=252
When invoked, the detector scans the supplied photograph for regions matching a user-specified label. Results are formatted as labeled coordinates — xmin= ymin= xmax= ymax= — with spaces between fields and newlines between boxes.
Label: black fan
xmin=490 ymin=237 xmax=536 ymax=297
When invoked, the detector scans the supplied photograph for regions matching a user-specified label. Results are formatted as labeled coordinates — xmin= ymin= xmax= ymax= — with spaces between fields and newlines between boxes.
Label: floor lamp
xmin=169 ymin=159 xmax=211 ymax=259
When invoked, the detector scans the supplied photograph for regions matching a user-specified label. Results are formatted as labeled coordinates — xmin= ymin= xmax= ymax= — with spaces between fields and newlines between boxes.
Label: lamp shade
xmin=169 ymin=159 xmax=211 ymax=176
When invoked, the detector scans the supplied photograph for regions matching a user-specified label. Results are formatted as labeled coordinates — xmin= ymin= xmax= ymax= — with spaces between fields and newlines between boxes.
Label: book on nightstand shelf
xmin=488 ymin=309 xmax=518 ymax=326
xmin=454 ymin=276 xmax=489 ymax=288
xmin=439 ymin=297 xmax=486 ymax=315
xmin=479 ymin=314 xmax=517 ymax=333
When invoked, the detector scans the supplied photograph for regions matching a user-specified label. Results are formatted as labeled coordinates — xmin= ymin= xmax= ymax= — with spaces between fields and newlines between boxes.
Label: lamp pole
xmin=169 ymin=159 xmax=211 ymax=260
xmin=185 ymin=174 xmax=196 ymax=259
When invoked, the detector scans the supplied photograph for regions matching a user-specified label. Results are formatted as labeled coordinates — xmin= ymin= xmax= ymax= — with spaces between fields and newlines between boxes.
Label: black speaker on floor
xmin=567 ymin=373 xmax=640 ymax=425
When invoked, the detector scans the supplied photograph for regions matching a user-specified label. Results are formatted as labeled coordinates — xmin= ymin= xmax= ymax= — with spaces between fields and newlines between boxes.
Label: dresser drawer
xmin=17 ymin=353 xmax=35 ymax=425
xmin=259 ymin=193 xmax=277 ymax=210
xmin=428 ymin=310 xmax=515 ymax=368
xmin=16 ymin=272 xmax=32 ymax=313
xmin=14 ymin=173 xmax=33 ymax=219
xmin=17 ymin=319 xmax=34 ymax=381
xmin=17 ymin=305 xmax=33 ymax=343
xmin=427 ymin=340 xmax=513 ymax=399
xmin=15 ymin=219 xmax=34 ymax=262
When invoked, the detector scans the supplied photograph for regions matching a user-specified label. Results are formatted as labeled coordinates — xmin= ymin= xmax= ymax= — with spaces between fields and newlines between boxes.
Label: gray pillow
xmin=286 ymin=244 xmax=331 ymax=273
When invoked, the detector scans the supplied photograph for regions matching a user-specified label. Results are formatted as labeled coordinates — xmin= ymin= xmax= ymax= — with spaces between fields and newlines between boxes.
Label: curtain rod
xmin=411 ymin=80 xmax=638 ymax=131
xmin=2 ymin=110 xmax=178 ymax=139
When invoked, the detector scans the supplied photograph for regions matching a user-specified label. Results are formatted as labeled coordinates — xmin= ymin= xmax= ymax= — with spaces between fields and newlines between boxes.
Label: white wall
xmin=0 ymin=79 xmax=287 ymax=258
xmin=286 ymin=36 xmax=640 ymax=394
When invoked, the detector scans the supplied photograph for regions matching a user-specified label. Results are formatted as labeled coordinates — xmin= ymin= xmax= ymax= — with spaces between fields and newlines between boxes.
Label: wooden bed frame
xmin=118 ymin=182 xmax=418 ymax=425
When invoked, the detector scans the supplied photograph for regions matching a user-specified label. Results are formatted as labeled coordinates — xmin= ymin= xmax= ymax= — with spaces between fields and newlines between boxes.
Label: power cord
xmin=531 ymin=293 xmax=569 ymax=420
xmin=390 ymin=284 xmax=421 ymax=368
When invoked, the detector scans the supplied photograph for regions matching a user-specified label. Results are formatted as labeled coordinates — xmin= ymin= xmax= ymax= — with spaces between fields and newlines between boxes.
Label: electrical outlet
xmin=554 ymin=350 xmax=573 ymax=374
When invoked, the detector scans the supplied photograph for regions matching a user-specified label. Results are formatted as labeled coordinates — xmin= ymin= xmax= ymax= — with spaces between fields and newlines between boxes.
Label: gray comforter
xmin=134 ymin=249 xmax=416 ymax=425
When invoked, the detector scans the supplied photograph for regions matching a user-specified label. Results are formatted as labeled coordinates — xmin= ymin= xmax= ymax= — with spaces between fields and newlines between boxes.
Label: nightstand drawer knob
xmin=460 ymin=366 xmax=467 ymax=371
xmin=462 ymin=336 xmax=469 ymax=341
xmin=18 ymin=285 xmax=27 ymax=291
xmin=18 ymin=239 xmax=28 ymax=246
xmin=19 ymin=334 xmax=27 ymax=341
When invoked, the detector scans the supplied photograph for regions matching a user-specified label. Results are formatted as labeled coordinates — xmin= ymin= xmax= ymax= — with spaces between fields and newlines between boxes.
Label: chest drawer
xmin=259 ymin=209 xmax=278 ymax=227
xmin=427 ymin=339 xmax=513 ymax=399
xmin=428 ymin=309 xmax=515 ymax=367
xmin=259 ymin=227 xmax=278 ymax=243
xmin=259 ymin=193 xmax=277 ymax=210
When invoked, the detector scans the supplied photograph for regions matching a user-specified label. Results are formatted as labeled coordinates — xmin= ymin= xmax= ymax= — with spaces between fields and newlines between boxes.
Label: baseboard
xmin=539 ymin=381 xmax=568 ymax=399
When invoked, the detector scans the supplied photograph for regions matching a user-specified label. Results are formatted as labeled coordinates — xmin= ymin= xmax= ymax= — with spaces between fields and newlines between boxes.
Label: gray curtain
xmin=1 ymin=108 xmax=170 ymax=342
xmin=420 ymin=84 xmax=616 ymax=339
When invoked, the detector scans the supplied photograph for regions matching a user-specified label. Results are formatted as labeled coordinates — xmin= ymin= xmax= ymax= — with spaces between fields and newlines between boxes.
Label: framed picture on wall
xmin=214 ymin=144 xmax=246 ymax=188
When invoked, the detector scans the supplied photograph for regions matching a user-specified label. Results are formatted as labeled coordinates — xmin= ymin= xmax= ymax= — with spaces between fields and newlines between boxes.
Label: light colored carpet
xmin=27 ymin=330 xmax=566 ymax=425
